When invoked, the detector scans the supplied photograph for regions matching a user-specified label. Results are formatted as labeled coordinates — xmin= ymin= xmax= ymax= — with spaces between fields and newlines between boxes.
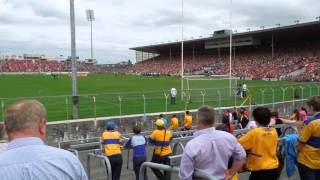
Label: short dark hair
xmin=132 ymin=126 xmax=141 ymax=134
xmin=159 ymin=114 xmax=164 ymax=118
xmin=197 ymin=106 xmax=215 ymax=126
xmin=172 ymin=114 xmax=176 ymax=118
xmin=271 ymin=111 xmax=279 ymax=118
xmin=307 ymin=97 xmax=320 ymax=112
xmin=252 ymin=107 xmax=271 ymax=126
xmin=186 ymin=111 xmax=190 ymax=115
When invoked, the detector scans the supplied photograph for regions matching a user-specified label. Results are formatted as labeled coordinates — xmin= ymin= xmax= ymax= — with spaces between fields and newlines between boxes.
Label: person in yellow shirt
xmin=149 ymin=119 xmax=173 ymax=180
xmin=101 ymin=121 xmax=123 ymax=180
xmin=238 ymin=107 xmax=279 ymax=180
xmin=170 ymin=114 xmax=179 ymax=131
xmin=184 ymin=111 xmax=192 ymax=130
xmin=297 ymin=97 xmax=320 ymax=180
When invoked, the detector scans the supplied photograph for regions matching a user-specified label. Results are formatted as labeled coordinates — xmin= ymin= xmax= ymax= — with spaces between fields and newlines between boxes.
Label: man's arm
xmin=225 ymin=159 xmax=245 ymax=180
xmin=227 ymin=139 xmax=246 ymax=179
xmin=179 ymin=144 xmax=195 ymax=180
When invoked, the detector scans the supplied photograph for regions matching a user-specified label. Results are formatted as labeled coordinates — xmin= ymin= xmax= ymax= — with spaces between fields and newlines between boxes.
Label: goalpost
xmin=183 ymin=75 xmax=238 ymax=93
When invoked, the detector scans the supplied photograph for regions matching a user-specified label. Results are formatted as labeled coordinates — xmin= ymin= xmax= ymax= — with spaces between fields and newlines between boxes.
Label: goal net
xmin=182 ymin=75 xmax=238 ymax=102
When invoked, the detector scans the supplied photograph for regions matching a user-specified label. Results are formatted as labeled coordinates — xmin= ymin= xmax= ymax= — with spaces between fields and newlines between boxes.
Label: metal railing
xmin=87 ymin=150 xmax=112 ymax=180
xmin=139 ymin=162 xmax=217 ymax=180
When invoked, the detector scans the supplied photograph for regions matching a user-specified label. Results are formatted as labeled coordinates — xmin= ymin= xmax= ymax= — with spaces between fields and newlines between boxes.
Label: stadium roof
xmin=130 ymin=20 xmax=320 ymax=54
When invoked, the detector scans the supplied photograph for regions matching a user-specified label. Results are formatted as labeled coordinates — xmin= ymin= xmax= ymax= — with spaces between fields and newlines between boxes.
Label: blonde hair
xmin=4 ymin=100 xmax=46 ymax=134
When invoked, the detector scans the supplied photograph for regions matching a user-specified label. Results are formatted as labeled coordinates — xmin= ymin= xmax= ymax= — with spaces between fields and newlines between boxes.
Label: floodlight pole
xmin=229 ymin=0 xmax=233 ymax=96
xmin=70 ymin=0 xmax=79 ymax=119
xmin=180 ymin=0 xmax=184 ymax=101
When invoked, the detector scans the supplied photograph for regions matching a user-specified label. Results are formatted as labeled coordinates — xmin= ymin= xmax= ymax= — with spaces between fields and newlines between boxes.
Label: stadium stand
xmin=0 ymin=60 xmax=97 ymax=72
xmin=126 ymin=21 xmax=320 ymax=81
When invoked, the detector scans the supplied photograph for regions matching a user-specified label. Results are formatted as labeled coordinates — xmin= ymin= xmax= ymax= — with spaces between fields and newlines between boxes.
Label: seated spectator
xmin=169 ymin=114 xmax=179 ymax=131
xmin=179 ymin=106 xmax=246 ymax=180
xmin=0 ymin=100 xmax=88 ymax=180
xmin=238 ymin=107 xmax=279 ymax=180
xmin=299 ymin=107 xmax=308 ymax=121
xmin=297 ymin=97 xmax=320 ymax=180
xmin=124 ymin=126 xmax=148 ymax=180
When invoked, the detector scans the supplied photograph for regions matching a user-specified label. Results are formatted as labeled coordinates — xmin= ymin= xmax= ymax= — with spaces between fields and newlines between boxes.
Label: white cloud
xmin=0 ymin=0 xmax=319 ymax=63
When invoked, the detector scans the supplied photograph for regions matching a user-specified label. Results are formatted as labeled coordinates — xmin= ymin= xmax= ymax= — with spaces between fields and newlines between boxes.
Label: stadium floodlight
xmin=246 ymin=28 xmax=250 ymax=32
xmin=86 ymin=9 xmax=95 ymax=61
xmin=294 ymin=20 xmax=299 ymax=24
xmin=69 ymin=0 xmax=79 ymax=119
xmin=233 ymin=30 xmax=237 ymax=33
xmin=260 ymin=26 xmax=265 ymax=30
xmin=276 ymin=23 xmax=281 ymax=27
xmin=316 ymin=16 xmax=320 ymax=21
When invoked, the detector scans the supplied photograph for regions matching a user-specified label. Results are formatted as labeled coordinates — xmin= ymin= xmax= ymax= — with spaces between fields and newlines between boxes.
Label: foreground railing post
xmin=260 ymin=89 xmax=266 ymax=104
xmin=300 ymin=86 xmax=305 ymax=100
xmin=143 ymin=94 xmax=146 ymax=123
xmin=164 ymin=93 xmax=169 ymax=113
xmin=93 ymin=96 xmax=97 ymax=129
xmin=201 ymin=90 xmax=206 ymax=106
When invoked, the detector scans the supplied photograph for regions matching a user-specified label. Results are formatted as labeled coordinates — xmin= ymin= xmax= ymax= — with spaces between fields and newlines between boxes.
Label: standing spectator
xmin=169 ymin=114 xmax=179 ymax=131
xmin=0 ymin=100 xmax=88 ymax=180
xmin=101 ymin=121 xmax=123 ymax=180
xmin=179 ymin=106 xmax=246 ymax=180
xmin=297 ymin=97 xmax=320 ymax=180
xmin=159 ymin=114 xmax=169 ymax=128
xmin=124 ymin=126 xmax=148 ymax=180
xmin=238 ymin=107 xmax=279 ymax=180
xmin=149 ymin=119 xmax=173 ymax=180
xmin=184 ymin=111 xmax=193 ymax=130
xmin=239 ymin=108 xmax=249 ymax=128
xmin=170 ymin=87 xmax=177 ymax=105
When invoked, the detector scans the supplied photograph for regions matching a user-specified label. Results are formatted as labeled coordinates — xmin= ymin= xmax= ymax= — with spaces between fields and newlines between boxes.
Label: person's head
xmin=222 ymin=115 xmax=230 ymax=125
xmin=196 ymin=106 xmax=215 ymax=129
xmin=155 ymin=119 xmax=165 ymax=130
xmin=301 ymin=107 xmax=308 ymax=114
xmin=252 ymin=107 xmax=271 ymax=126
xmin=159 ymin=114 xmax=164 ymax=118
xmin=271 ymin=111 xmax=279 ymax=119
xmin=132 ymin=126 xmax=141 ymax=135
xmin=306 ymin=97 xmax=320 ymax=115
xmin=293 ymin=109 xmax=300 ymax=118
xmin=171 ymin=114 xmax=176 ymax=118
xmin=106 ymin=121 xmax=116 ymax=131
xmin=240 ymin=107 xmax=245 ymax=114
xmin=4 ymin=100 xmax=47 ymax=141
xmin=185 ymin=111 xmax=190 ymax=115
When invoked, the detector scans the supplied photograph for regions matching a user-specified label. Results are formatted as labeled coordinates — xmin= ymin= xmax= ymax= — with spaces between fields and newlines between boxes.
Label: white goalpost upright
xmin=180 ymin=0 xmax=184 ymax=101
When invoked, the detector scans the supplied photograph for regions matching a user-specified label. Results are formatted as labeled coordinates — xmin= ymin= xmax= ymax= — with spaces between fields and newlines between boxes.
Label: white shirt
xmin=0 ymin=143 xmax=8 ymax=153
xmin=246 ymin=121 xmax=257 ymax=129
xmin=243 ymin=84 xmax=247 ymax=91
xmin=171 ymin=88 xmax=177 ymax=97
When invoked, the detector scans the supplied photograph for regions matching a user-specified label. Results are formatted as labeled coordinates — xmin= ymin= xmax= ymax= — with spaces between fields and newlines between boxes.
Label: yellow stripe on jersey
xmin=101 ymin=131 xmax=122 ymax=156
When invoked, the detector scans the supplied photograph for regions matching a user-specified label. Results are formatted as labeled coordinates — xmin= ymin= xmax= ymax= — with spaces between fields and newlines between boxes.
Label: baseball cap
xmin=106 ymin=120 xmax=116 ymax=129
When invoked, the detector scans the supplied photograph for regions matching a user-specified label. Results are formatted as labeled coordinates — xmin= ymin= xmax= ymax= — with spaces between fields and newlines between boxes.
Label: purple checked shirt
xmin=179 ymin=127 xmax=246 ymax=180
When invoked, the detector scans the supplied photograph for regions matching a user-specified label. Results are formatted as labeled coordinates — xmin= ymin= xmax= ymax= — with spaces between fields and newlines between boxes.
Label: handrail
xmin=139 ymin=162 xmax=217 ymax=180
xmin=87 ymin=152 xmax=112 ymax=180
xmin=68 ymin=148 xmax=79 ymax=158
xmin=172 ymin=142 xmax=185 ymax=155
xmin=233 ymin=123 xmax=300 ymax=136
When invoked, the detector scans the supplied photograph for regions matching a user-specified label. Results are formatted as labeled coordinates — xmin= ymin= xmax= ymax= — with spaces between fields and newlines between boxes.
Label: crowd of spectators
xmin=124 ymin=44 xmax=320 ymax=81
xmin=0 ymin=60 xmax=97 ymax=72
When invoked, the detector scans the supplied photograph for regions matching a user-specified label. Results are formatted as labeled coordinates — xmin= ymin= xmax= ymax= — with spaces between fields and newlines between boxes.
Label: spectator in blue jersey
xmin=124 ymin=126 xmax=148 ymax=180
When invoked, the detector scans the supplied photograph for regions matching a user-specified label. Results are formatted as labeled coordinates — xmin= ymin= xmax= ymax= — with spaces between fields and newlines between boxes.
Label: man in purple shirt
xmin=179 ymin=106 xmax=246 ymax=180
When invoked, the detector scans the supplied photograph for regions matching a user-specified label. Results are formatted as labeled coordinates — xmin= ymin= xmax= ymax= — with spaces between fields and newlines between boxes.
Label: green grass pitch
xmin=0 ymin=74 xmax=319 ymax=122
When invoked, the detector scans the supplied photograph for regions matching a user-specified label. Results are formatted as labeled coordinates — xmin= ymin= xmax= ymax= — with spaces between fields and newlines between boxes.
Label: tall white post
xmin=229 ymin=0 xmax=233 ymax=96
xmin=180 ymin=0 xmax=184 ymax=101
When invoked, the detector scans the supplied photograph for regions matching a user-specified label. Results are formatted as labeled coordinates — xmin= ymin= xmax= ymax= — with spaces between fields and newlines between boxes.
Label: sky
xmin=0 ymin=0 xmax=319 ymax=64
